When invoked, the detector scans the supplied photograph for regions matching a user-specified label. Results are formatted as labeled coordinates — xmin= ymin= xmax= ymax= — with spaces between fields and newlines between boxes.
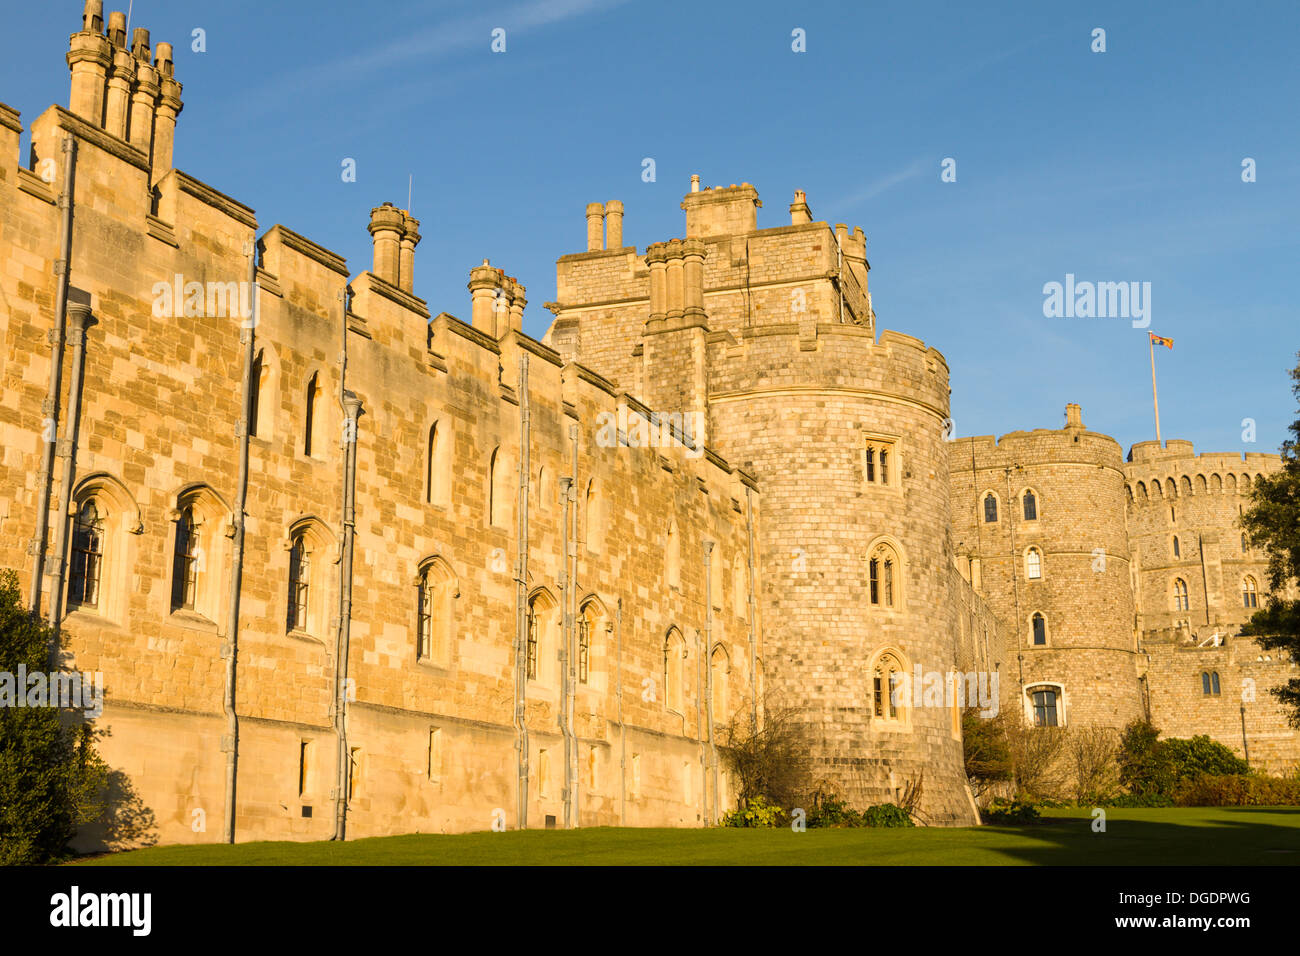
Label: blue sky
xmin=4 ymin=0 xmax=1297 ymax=456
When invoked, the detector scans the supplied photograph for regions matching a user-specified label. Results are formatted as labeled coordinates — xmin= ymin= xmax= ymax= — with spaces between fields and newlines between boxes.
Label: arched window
xmin=526 ymin=590 xmax=558 ymax=683
xmin=1025 ymin=547 xmax=1042 ymax=580
xmin=68 ymin=500 xmax=104 ymax=609
xmin=584 ymin=479 xmax=604 ymax=554
xmin=1201 ymin=671 xmax=1221 ymax=696
xmin=536 ymin=466 xmax=551 ymax=511
xmin=983 ymin=493 xmax=998 ymax=523
xmin=1241 ymin=532 xmax=1248 ymax=553
xmin=665 ymin=521 xmax=681 ymax=589
xmin=710 ymin=645 xmax=730 ymax=721
xmin=1173 ymin=578 xmax=1189 ymax=612
xmin=864 ymin=438 xmax=898 ymax=487
xmin=287 ymin=534 xmax=311 ymax=632
xmin=664 ymin=628 xmax=686 ymax=712
xmin=1022 ymin=490 xmax=1037 ymax=521
xmin=1172 ymin=535 xmax=1180 ymax=558
xmin=870 ymin=650 xmax=907 ymax=723
xmin=867 ymin=541 xmax=902 ymax=609
xmin=172 ymin=506 xmax=201 ymax=612
xmin=417 ymin=558 xmax=456 ymax=664
xmin=1028 ymin=686 xmax=1060 ymax=727
xmin=488 ymin=448 xmax=501 ymax=526
xmin=1181 ymin=475 xmax=1192 ymax=496
xmin=1031 ymin=612 xmax=1047 ymax=646
xmin=1242 ymin=576 xmax=1258 ymax=609
xmin=1211 ymin=474 xmax=1222 ymax=493
xmin=249 ymin=349 xmax=264 ymax=438
xmin=577 ymin=600 xmax=602 ymax=685
xmin=284 ymin=518 xmax=333 ymax=638
xmin=425 ymin=423 xmax=438 ymax=504
xmin=303 ymin=371 xmax=321 ymax=457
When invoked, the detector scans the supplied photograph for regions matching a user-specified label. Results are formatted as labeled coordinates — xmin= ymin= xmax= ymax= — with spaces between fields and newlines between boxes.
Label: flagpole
xmin=1149 ymin=334 xmax=1162 ymax=444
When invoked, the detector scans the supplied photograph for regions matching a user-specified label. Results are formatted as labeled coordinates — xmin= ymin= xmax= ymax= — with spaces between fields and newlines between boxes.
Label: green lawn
xmin=70 ymin=806 xmax=1300 ymax=865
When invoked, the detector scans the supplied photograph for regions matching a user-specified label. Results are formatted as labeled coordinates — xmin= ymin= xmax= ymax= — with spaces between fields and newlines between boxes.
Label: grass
xmin=71 ymin=806 xmax=1300 ymax=865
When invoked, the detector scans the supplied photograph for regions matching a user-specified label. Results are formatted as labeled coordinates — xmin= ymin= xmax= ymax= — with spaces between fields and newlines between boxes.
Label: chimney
xmin=682 ymin=238 xmax=706 ymax=322
xmin=468 ymin=260 xmax=498 ymax=333
xmin=585 ymin=202 xmax=605 ymax=251
xmin=1065 ymin=404 xmax=1084 ymax=429
xmin=67 ymin=1 xmax=111 ymax=124
xmin=398 ymin=211 xmax=420 ymax=293
xmin=790 ymin=189 xmax=812 ymax=225
xmin=508 ymin=278 xmax=526 ymax=335
xmin=690 ymin=174 xmax=700 ymax=193
xmin=664 ymin=239 xmax=685 ymax=321
xmin=150 ymin=42 xmax=182 ymax=181
xmin=681 ymin=182 xmax=761 ymax=238
xmin=605 ymin=200 xmax=624 ymax=249
xmin=645 ymin=242 xmax=668 ymax=324
xmin=104 ymin=16 xmax=135 ymax=140
xmin=367 ymin=203 xmax=404 ymax=285
xmin=127 ymin=30 xmax=158 ymax=155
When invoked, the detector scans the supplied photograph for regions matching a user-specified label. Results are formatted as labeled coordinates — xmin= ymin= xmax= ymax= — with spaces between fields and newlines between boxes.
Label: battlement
xmin=1127 ymin=439 xmax=1280 ymax=468
xmin=949 ymin=404 xmax=1124 ymax=468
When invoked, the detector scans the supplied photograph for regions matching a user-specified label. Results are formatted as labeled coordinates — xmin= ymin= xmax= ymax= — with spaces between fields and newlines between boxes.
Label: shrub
xmin=0 ymin=570 xmax=110 ymax=864
xmin=720 ymin=794 xmax=784 ymax=828
xmin=962 ymin=708 xmax=1013 ymax=798
xmin=718 ymin=693 xmax=812 ymax=814
xmin=806 ymin=792 xmax=863 ymax=828
xmin=982 ymin=798 xmax=1041 ymax=824
xmin=1162 ymin=736 xmax=1250 ymax=779
xmin=861 ymin=803 xmax=914 ymax=828
xmin=1172 ymin=773 xmax=1300 ymax=807
xmin=1118 ymin=719 xmax=1173 ymax=796
xmin=1067 ymin=724 xmax=1121 ymax=803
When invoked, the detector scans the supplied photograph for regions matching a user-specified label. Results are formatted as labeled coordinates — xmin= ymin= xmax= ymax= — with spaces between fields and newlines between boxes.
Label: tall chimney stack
xmin=468 ymin=260 xmax=498 ymax=333
xmin=103 ymin=14 xmax=134 ymax=139
xmin=151 ymin=42 xmax=182 ymax=181
xmin=398 ymin=211 xmax=421 ymax=293
xmin=790 ymin=189 xmax=812 ymax=225
xmin=67 ymin=1 xmax=111 ymax=123
xmin=1065 ymin=403 xmax=1084 ymax=429
xmin=585 ymin=202 xmax=605 ymax=251
xmin=367 ymin=203 xmax=404 ymax=285
xmin=127 ymin=29 xmax=158 ymax=155
xmin=605 ymin=200 xmax=624 ymax=249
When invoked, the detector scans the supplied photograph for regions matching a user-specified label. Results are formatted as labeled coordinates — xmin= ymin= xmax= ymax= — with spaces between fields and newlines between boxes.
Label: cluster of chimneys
xmin=366 ymin=203 xmax=421 ymax=294
xmin=468 ymin=260 xmax=526 ymax=337
xmin=645 ymin=238 xmax=707 ymax=325
xmin=65 ymin=1 xmax=181 ymax=182
xmin=584 ymin=200 xmax=625 ymax=251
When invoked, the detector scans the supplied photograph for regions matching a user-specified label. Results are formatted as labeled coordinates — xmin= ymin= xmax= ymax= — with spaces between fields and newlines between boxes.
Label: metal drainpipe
xmin=1006 ymin=467 xmax=1025 ymax=706
xmin=46 ymin=302 xmax=94 ymax=646
xmin=218 ymin=241 xmax=258 ymax=843
xmin=616 ymin=596 xmax=625 ymax=826
xmin=29 ymin=135 xmax=76 ymax=618
xmin=332 ymin=287 xmax=360 ymax=841
xmin=744 ymin=485 xmax=758 ymax=730
xmin=513 ymin=353 xmax=531 ymax=830
xmin=568 ymin=424 xmax=579 ymax=826
xmin=703 ymin=541 xmax=718 ymax=823
xmin=558 ymin=473 xmax=572 ymax=828
xmin=696 ymin=627 xmax=708 ymax=825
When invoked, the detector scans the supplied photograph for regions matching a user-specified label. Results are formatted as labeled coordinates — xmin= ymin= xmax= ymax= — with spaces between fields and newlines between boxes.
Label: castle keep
xmin=0 ymin=5 xmax=1294 ymax=848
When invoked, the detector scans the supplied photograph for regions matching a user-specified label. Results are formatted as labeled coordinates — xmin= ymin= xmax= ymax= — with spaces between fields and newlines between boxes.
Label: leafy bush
xmin=1098 ymin=792 xmax=1175 ymax=808
xmin=962 ymin=708 xmax=1013 ymax=798
xmin=982 ymin=798 xmax=1041 ymax=824
xmin=1162 ymin=736 xmax=1250 ymax=779
xmin=721 ymin=794 xmax=784 ymax=828
xmin=861 ymin=803 xmax=915 ymax=828
xmin=806 ymin=793 xmax=863 ymax=828
xmin=1172 ymin=773 xmax=1300 ymax=807
xmin=0 ymin=569 xmax=109 ymax=864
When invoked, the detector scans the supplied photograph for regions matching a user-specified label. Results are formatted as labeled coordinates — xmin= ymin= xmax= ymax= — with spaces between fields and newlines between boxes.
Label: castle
xmin=0 ymin=4 xmax=1294 ymax=848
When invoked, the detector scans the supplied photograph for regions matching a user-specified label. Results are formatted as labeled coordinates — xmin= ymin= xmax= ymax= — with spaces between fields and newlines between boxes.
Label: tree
xmin=1240 ymin=352 xmax=1300 ymax=725
xmin=717 ymin=693 xmax=812 ymax=814
xmin=962 ymin=708 xmax=1013 ymax=798
xmin=0 ymin=570 xmax=109 ymax=863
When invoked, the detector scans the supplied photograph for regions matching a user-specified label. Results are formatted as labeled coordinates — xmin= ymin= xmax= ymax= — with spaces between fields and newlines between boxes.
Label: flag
xmin=1150 ymin=333 xmax=1173 ymax=349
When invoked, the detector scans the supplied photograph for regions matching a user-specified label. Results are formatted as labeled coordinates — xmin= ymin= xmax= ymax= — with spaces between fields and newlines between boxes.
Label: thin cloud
xmin=832 ymin=157 xmax=930 ymax=209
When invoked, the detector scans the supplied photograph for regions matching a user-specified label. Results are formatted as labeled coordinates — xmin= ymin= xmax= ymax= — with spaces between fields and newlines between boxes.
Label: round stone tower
xmin=949 ymin=405 xmax=1143 ymax=729
xmin=708 ymin=324 xmax=974 ymax=824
